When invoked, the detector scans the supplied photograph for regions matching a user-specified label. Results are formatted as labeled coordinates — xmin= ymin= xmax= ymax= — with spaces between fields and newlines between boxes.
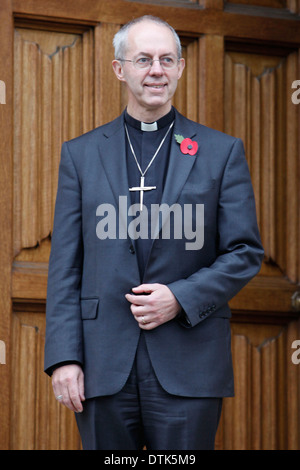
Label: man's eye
xmin=136 ymin=57 xmax=151 ymax=64
xmin=161 ymin=57 xmax=174 ymax=65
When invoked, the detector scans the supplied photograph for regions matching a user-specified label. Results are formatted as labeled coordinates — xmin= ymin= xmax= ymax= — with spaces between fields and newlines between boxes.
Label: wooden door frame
xmin=0 ymin=0 xmax=13 ymax=451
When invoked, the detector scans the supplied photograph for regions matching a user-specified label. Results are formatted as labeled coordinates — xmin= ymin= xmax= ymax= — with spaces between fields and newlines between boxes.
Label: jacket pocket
xmin=80 ymin=298 xmax=99 ymax=320
xmin=181 ymin=179 xmax=216 ymax=193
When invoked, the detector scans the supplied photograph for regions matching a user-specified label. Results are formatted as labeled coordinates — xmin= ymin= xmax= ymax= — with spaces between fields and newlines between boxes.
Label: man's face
xmin=112 ymin=21 xmax=185 ymax=120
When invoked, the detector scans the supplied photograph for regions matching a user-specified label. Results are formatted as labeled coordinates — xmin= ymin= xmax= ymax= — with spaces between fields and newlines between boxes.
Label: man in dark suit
xmin=44 ymin=15 xmax=264 ymax=450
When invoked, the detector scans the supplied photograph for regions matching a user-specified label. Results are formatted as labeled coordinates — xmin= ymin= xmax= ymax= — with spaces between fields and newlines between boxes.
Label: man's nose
xmin=149 ymin=60 xmax=164 ymax=75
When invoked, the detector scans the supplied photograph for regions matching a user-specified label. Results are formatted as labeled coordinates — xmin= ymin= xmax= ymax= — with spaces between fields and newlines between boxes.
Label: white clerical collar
xmin=141 ymin=121 xmax=158 ymax=132
xmin=124 ymin=107 xmax=175 ymax=132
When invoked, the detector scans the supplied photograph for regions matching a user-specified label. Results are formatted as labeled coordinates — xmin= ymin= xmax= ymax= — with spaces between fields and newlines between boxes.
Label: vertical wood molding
xmin=185 ymin=39 xmax=199 ymax=122
xmin=285 ymin=51 xmax=300 ymax=283
xmin=199 ymin=34 xmax=224 ymax=131
xmin=172 ymin=38 xmax=199 ymax=121
xmin=94 ymin=23 xmax=122 ymax=127
xmin=82 ymin=29 xmax=95 ymax=134
xmin=0 ymin=0 xmax=13 ymax=451
xmin=173 ymin=38 xmax=199 ymax=121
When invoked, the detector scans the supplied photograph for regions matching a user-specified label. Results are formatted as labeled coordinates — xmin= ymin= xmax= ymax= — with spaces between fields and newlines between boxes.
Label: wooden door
xmin=0 ymin=0 xmax=299 ymax=450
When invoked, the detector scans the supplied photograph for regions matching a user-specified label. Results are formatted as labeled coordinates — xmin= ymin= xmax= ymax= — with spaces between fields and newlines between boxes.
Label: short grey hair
xmin=113 ymin=15 xmax=182 ymax=60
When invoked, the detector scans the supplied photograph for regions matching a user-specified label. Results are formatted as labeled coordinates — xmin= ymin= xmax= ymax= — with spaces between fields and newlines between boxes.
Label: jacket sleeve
xmin=44 ymin=142 xmax=83 ymax=375
xmin=168 ymin=138 xmax=264 ymax=328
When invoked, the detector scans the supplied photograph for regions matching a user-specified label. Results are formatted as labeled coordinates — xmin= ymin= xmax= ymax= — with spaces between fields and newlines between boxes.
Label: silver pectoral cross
xmin=129 ymin=176 xmax=156 ymax=211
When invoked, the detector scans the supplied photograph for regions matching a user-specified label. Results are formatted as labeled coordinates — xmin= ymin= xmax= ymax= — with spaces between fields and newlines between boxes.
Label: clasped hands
xmin=125 ymin=283 xmax=181 ymax=330
xmin=52 ymin=283 xmax=180 ymax=412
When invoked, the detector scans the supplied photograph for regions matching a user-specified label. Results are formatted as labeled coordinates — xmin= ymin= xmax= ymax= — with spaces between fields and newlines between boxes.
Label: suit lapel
xmin=98 ymin=115 xmax=128 ymax=201
xmin=151 ymin=110 xmax=199 ymax=242
xmin=97 ymin=114 xmax=132 ymax=237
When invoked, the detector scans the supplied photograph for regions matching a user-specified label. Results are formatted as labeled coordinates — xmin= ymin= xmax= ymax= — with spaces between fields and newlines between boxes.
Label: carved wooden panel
xmin=224 ymin=47 xmax=300 ymax=284
xmin=11 ymin=308 xmax=81 ymax=450
xmin=13 ymin=28 xmax=94 ymax=257
xmin=216 ymin=319 xmax=300 ymax=449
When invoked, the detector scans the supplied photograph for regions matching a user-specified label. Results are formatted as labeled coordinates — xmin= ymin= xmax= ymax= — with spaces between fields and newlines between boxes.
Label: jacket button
xmin=129 ymin=244 xmax=135 ymax=254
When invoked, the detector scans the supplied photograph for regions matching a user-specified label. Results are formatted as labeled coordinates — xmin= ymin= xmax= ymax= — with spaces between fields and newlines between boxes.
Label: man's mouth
xmin=145 ymin=83 xmax=167 ymax=89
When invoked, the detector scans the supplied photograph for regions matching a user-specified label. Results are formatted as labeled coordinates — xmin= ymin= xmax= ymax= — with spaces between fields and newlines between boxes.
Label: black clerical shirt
xmin=124 ymin=107 xmax=175 ymax=279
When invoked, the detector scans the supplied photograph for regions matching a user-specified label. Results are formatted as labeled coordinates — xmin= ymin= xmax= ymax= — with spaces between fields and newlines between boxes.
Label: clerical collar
xmin=124 ymin=107 xmax=175 ymax=132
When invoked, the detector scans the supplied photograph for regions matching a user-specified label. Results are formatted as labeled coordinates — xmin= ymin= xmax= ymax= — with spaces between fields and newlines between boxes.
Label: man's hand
xmin=125 ymin=283 xmax=181 ymax=330
xmin=52 ymin=364 xmax=85 ymax=413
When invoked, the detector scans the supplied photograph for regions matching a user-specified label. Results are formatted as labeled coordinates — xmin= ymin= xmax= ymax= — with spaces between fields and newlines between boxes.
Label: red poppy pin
xmin=175 ymin=134 xmax=198 ymax=156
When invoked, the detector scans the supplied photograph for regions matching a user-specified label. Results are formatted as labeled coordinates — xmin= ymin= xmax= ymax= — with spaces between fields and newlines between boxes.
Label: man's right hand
xmin=51 ymin=364 xmax=85 ymax=413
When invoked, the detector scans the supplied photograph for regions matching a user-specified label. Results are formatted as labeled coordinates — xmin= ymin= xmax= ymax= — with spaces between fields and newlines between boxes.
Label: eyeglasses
xmin=118 ymin=56 xmax=179 ymax=70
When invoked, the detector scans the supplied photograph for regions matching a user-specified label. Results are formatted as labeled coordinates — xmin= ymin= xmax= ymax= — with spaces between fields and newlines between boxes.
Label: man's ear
xmin=177 ymin=57 xmax=185 ymax=80
xmin=112 ymin=60 xmax=125 ymax=82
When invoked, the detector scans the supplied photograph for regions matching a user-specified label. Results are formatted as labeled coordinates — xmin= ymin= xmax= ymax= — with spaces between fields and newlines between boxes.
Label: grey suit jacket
xmin=44 ymin=109 xmax=264 ymax=399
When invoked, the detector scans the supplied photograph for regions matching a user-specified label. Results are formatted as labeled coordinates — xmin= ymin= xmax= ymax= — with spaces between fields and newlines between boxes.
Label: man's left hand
xmin=125 ymin=283 xmax=181 ymax=330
